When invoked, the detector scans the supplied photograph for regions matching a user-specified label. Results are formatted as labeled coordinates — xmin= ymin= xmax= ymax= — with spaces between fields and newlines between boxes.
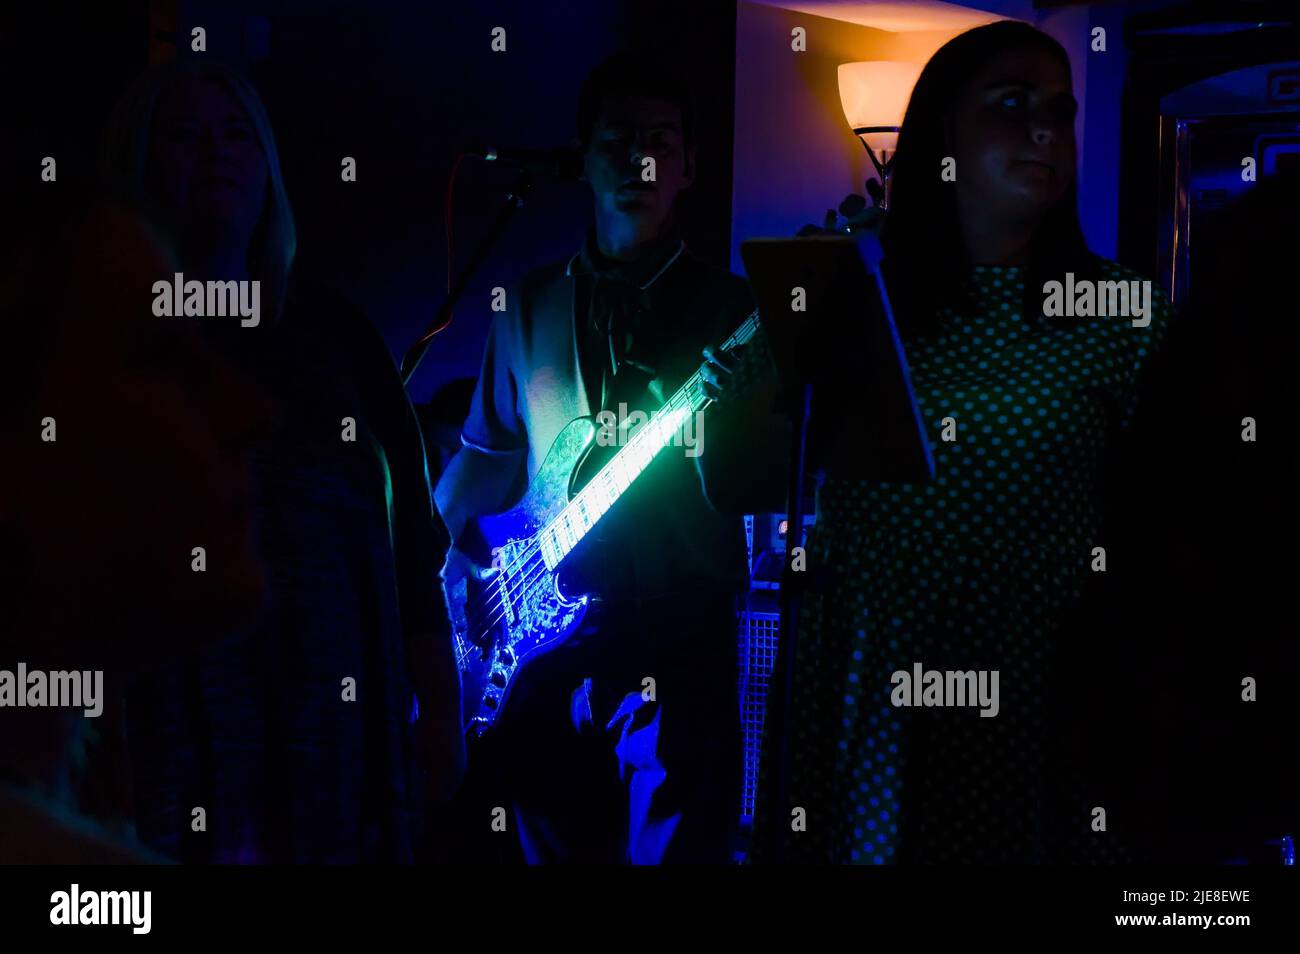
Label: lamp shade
xmin=838 ymin=61 xmax=923 ymax=153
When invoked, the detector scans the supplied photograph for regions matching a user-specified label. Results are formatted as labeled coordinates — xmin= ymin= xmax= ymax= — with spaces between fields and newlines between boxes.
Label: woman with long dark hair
xmin=756 ymin=21 xmax=1174 ymax=864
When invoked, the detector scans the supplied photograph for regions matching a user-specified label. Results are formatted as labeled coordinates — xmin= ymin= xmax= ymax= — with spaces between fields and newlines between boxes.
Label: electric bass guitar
xmin=446 ymin=309 xmax=764 ymax=736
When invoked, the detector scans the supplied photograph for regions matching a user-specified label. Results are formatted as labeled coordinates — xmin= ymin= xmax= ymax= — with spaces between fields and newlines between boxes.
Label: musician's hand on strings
xmin=701 ymin=343 xmax=751 ymax=403
xmin=694 ymin=324 xmax=786 ymax=512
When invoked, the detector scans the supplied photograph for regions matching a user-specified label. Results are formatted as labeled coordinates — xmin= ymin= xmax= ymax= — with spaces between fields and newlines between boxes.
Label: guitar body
xmin=448 ymin=417 xmax=603 ymax=735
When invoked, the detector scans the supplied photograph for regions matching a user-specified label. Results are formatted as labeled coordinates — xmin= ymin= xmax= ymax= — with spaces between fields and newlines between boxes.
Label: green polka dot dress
xmin=754 ymin=261 xmax=1173 ymax=864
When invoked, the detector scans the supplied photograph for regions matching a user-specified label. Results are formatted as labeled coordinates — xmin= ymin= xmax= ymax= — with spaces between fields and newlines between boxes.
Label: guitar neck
xmin=535 ymin=309 xmax=762 ymax=570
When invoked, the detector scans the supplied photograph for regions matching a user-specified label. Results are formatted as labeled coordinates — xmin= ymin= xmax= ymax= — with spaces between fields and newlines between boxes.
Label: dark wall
xmin=198 ymin=0 xmax=741 ymax=401
xmin=4 ymin=3 xmax=149 ymax=198
xmin=247 ymin=0 xmax=626 ymax=402
xmin=6 ymin=0 xmax=740 ymax=403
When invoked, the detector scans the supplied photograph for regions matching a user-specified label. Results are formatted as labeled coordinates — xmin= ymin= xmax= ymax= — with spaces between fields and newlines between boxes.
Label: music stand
xmin=739 ymin=234 xmax=933 ymax=862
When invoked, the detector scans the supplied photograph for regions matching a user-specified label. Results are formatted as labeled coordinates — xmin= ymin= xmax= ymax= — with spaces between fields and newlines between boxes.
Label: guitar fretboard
xmin=536 ymin=309 xmax=763 ymax=571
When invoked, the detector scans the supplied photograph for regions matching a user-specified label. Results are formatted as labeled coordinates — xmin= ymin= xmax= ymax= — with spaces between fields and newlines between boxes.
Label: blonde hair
xmin=103 ymin=59 xmax=296 ymax=323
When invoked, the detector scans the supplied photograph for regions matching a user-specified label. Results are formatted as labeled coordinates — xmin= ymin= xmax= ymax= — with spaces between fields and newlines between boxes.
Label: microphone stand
xmin=770 ymin=380 xmax=813 ymax=864
xmin=400 ymin=168 xmax=534 ymax=387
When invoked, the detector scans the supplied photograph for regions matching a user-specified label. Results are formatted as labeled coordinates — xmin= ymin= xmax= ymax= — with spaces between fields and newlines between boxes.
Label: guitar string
xmin=458 ymin=400 xmax=695 ymax=645
xmin=457 ymin=312 xmax=763 ymax=658
xmin=460 ymin=365 xmax=718 ymax=640
xmin=458 ymin=393 xmax=699 ymax=645
xmin=455 ymin=331 xmax=764 ymax=672
xmin=458 ymin=314 xmax=764 ymax=650
xmin=460 ymin=319 xmax=764 ymax=649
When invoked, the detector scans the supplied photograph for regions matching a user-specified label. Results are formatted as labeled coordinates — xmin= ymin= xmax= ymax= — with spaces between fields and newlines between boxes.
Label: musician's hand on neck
xmin=701 ymin=344 xmax=751 ymax=403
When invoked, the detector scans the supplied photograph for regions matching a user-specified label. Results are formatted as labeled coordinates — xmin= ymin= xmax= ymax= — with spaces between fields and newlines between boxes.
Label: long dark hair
xmin=881 ymin=21 xmax=1099 ymax=339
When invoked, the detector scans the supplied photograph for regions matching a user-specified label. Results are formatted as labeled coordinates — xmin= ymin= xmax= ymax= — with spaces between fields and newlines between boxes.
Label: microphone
xmin=463 ymin=144 xmax=584 ymax=180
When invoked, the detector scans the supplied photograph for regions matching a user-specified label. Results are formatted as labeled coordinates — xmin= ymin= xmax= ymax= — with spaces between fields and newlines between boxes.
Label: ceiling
xmin=742 ymin=0 xmax=1033 ymax=32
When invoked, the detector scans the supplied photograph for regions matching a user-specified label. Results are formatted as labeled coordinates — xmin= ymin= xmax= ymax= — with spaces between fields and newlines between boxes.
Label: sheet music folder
xmin=740 ymin=235 xmax=934 ymax=484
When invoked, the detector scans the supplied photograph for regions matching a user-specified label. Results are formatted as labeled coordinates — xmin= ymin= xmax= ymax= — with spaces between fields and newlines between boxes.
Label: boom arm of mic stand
xmin=400 ymin=170 xmax=534 ymax=388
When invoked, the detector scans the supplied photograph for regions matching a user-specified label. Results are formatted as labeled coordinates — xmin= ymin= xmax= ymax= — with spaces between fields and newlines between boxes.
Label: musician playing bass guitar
xmin=435 ymin=53 xmax=786 ymax=864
